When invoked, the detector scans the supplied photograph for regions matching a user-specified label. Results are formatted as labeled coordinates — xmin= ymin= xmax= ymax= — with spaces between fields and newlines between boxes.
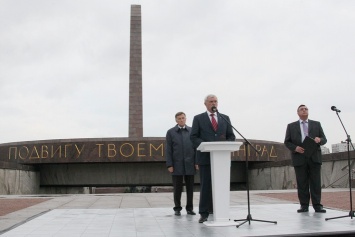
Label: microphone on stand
xmin=211 ymin=106 xmax=218 ymax=113
xmin=331 ymin=106 xmax=341 ymax=113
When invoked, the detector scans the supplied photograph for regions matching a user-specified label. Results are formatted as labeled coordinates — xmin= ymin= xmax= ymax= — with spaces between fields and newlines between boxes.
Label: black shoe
xmin=174 ymin=210 xmax=181 ymax=216
xmin=198 ymin=216 xmax=208 ymax=223
xmin=297 ymin=207 xmax=309 ymax=213
xmin=187 ymin=210 xmax=196 ymax=215
xmin=315 ymin=207 xmax=326 ymax=213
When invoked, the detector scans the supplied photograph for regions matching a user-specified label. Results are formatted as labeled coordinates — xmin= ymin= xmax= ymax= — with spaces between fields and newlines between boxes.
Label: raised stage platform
xmin=1 ymin=190 xmax=355 ymax=236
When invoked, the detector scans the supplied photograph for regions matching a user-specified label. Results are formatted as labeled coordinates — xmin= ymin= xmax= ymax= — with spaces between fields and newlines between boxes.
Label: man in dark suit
xmin=190 ymin=94 xmax=236 ymax=223
xmin=284 ymin=104 xmax=327 ymax=213
xmin=166 ymin=112 xmax=197 ymax=216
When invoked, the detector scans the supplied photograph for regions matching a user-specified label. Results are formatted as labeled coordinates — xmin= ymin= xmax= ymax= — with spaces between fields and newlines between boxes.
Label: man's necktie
xmin=302 ymin=120 xmax=308 ymax=137
xmin=210 ymin=114 xmax=218 ymax=131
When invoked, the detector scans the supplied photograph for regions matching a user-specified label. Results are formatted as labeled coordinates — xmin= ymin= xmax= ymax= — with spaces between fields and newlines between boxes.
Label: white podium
xmin=197 ymin=141 xmax=242 ymax=226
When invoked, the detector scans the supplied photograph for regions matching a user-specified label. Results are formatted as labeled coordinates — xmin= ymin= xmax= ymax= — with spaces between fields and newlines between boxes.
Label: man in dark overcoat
xmin=166 ymin=112 xmax=197 ymax=216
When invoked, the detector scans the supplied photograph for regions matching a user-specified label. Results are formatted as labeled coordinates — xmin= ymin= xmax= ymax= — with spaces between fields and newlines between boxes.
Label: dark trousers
xmin=294 ymin=158 xmax=322 ymax=209
xmin=199 ymin=165 xmax=213 ymax=217
xmin=172 ymin=175 xmax=194 ymax=211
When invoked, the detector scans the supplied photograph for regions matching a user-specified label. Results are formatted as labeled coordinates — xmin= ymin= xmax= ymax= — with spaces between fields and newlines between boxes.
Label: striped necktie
xmin=210 ymin=114 xmax=218 ymax=131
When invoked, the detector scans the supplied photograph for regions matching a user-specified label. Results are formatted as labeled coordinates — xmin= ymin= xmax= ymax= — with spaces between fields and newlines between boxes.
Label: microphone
xmin=331 ymin=106 xmax=341 ymax=113
xmin=211 ymin=106 xmax=218 ymax=113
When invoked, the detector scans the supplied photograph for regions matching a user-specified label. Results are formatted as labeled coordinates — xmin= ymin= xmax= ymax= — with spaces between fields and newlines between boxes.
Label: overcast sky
xmin=1 ymin=0 xmax=354 ymax=151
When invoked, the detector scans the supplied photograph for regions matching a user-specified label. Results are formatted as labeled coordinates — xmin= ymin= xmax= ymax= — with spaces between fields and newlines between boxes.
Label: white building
xmin=321 ymin=146 xmax=330 ymax=154
xmin=332 ymin=141 xmax=355 ymax=153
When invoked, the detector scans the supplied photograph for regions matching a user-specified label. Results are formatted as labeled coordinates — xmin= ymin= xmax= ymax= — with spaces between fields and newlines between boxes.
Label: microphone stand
xmin=326 ymin=109 xmax=355 ymax=221
xmin=215 ymin=109 xmax=277 ymax=227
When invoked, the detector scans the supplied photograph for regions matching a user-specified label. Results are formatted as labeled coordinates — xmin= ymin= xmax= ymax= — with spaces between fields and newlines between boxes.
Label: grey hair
xmin=204 ymin=94 xmax=217 ymax=102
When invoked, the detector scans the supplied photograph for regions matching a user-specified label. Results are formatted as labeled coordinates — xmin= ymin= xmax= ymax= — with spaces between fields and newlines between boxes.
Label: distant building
xmin=332 ymin=141 xmax=355 ymax=153
xmin=321 ymin=146 xmax=330 ymax=154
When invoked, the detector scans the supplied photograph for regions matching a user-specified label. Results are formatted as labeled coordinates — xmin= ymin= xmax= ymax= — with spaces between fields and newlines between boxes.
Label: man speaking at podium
xmin=190 ymin=94 xmax=236 ymax=223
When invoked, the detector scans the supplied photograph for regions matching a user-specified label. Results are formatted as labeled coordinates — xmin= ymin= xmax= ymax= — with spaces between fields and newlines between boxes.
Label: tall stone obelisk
xmin=129 ymin=5 xmax=143 ymax=138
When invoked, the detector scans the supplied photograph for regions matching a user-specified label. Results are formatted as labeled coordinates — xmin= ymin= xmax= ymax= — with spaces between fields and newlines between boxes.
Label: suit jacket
xmin=165 ymin=125 xmax=196 ymax=175
xmin=190 ymin=112 xmax=236 ymax=165
xmin=284 ymin=119 xmax=327 ymax=166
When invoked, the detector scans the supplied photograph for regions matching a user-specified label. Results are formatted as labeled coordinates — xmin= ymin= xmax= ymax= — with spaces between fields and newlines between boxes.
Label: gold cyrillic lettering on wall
xmin=108 ymin=144 xmax=117 ymax=158
xmin=137 ymin=143 xmax=146 ymax=157
xmin=64 ymin=144 xmax=72 ymax=158
xmin=9 ymin=147 xmax=17 ymax=160
xmin=8 ymin=147 xmax=17 ymax=160
xmin=29 ymin=146 xmax=40 ymax=159
xmin=120 ymin=143 xmax=134 ymax=157
xmin=261 ymin=146 xmax=269 ymax=157
xmin=232 ymin=144 xmax=278 ymax=160
xmin=18 ymin=146 xmax=29 ymax=160
xmin=75 ymin=144 xmax=84 ymax=158
xmin=41 ymin=145 xmax=49 ymax=158
xmin=150 ymin=143 xmax=163 ymax=157
xmin=237 ymin=144 xmax=250 ymax=157
xmin=6 ymin=141 xmax=169 ymax=161
xmin=255 ymin=145 xmax=261 ymax=153
xmin=270 ymin=146 xmax=277 ymax=158
xmin=51 ymin=146 xmax=61 ymax=158
xmin=96 ymin=144 xmax=104 ymax=158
